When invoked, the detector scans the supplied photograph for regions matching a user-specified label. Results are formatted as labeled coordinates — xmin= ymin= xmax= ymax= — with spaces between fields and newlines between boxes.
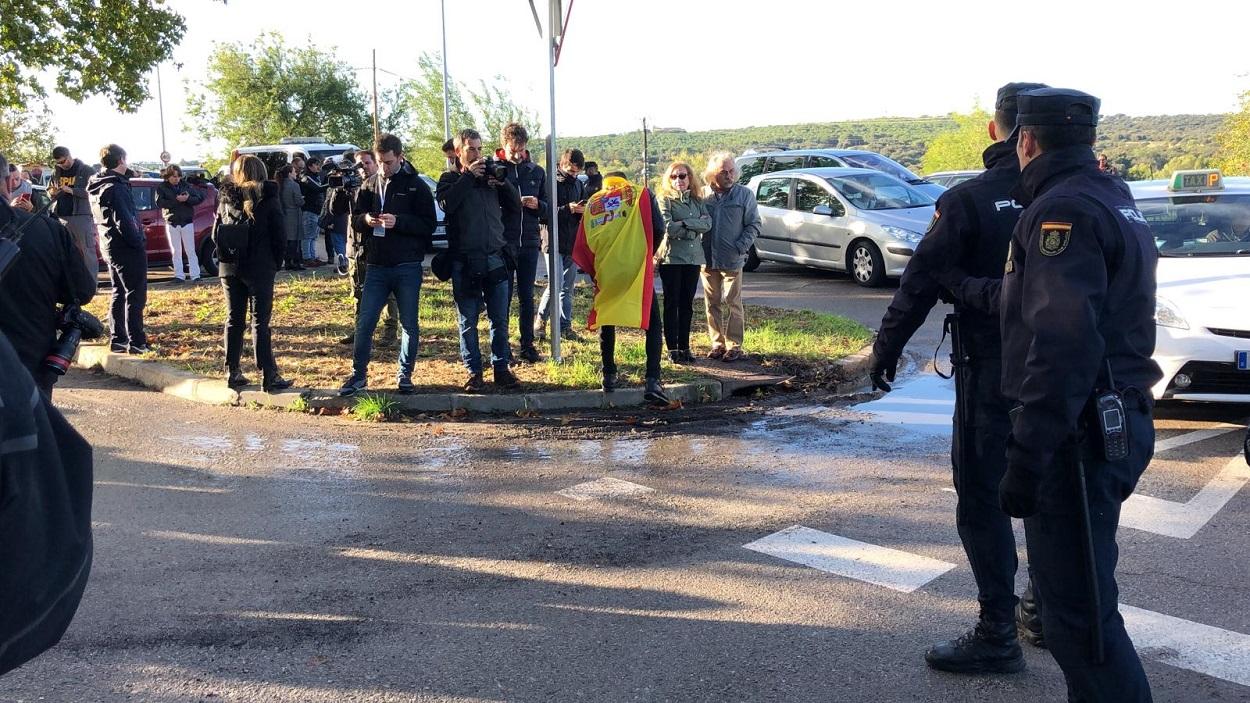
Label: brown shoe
xmin=707 ymin=347 xmax=726 ymax=360
xmin=463 ymin=373 xmax=485 ymax=393
xmin=722 ymin=348 xmax=744 ymax=363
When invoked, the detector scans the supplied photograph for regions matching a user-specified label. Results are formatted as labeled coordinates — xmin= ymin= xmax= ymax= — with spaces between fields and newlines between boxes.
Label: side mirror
xmin=813 ymin=204 xmax=834 ymax=216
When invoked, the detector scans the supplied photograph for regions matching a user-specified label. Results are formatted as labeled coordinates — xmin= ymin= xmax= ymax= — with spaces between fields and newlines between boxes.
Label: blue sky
xmin=45 ymin=0 xmax=1250 ymax=163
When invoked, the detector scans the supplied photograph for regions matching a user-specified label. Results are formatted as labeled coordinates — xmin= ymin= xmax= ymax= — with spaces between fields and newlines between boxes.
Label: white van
xmin=232 ymin=137 xmax=360 ymax=170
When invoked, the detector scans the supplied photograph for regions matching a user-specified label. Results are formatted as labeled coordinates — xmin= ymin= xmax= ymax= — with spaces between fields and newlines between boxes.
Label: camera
xmin=480 ymin=157 xmax=508 ymax=183
xmin=44 ymin=305 xmax=104 ymax=375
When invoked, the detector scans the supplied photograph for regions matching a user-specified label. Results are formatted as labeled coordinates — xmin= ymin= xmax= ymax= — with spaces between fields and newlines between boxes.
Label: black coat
xmin=350 ymin=161 xmax=437 ymax=267
xmin=215 ymin=181 xmax=285 ymax=283
xmin=155 ymin=181 xmax=205 ymax=226
xmin=543 ymin=170 xmax=585 ymax=256
xmin=86 ymin=170 xmax=143 ymax=250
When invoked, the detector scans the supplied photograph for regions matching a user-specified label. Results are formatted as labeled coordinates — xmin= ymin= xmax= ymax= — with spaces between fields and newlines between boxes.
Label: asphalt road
xmin=11 ymin=265 xmax=1247 ymax=702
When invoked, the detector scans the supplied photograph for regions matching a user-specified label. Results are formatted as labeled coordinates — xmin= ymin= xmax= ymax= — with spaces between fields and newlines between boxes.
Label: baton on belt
xmin=1074 ymin=441 xmax=1105 ymax=664
xmin=939 ymin=313 xmax=974 ymax=499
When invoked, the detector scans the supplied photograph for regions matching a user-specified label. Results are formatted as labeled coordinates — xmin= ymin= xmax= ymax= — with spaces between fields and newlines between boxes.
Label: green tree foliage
xmin=185 ymin=33 xmax=372 ymax=153
xmin=0 ymin=103 xmax=57 ymax=164
xmin=1216 ymin=89 xmax=1250 ymax=175
xmin=1 ymin=0 xmax=189 ymax=110
xmin=921 ymin=108 xmax=991 ymax=174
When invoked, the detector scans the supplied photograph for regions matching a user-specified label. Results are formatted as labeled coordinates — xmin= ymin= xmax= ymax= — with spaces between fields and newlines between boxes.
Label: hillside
xmin=567 ymin=113 xmax=1227 ymax=180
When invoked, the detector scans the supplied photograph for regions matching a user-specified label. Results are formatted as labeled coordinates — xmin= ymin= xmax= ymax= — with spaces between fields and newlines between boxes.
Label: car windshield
xmin=308 ymin=149 xmax=346 ymax=163
xmin=1138 ymin=193 xmax=1250 ymax=257
xmin=838 ymin=153 xmax=924 ymax=184
xmin=825 ymin=174 xmax=934 ymax=210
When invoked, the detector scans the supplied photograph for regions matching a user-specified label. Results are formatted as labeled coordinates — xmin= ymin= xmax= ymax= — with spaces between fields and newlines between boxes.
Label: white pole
xmin=546 ymin=0 xmax=562 ymax=362
xmin=156 ymin=64 xmax=167 ymax=154
xmin=441 ymin=0 xmax=451 ymax=141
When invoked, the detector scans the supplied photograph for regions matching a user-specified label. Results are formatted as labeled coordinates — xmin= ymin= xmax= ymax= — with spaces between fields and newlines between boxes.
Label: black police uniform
xmin=873 ymin=83 xmax=1046 ymax=669
xmin=999 ymin=89 xmax=1161 ymax=702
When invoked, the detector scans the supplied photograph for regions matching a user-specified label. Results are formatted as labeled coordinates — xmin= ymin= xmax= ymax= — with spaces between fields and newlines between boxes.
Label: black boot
xmin=644 ymin=378 xmax=671 ymax=406
xmin=227 ymin=368 xmax=250 ymax=389
xmin=924 ymin=617 xmax=1025 ymax=674
xmin=601 ymin=370 xmax=617 ymax=393
xmin=263 ymin=370 xmax=293 ymax=393
xmin=1016 ymin=580 xmax=1047 ymax=649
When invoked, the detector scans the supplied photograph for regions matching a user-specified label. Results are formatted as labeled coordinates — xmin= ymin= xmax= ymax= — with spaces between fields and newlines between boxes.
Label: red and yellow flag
xmin=572 ymin=176 xmax=655 ymax=331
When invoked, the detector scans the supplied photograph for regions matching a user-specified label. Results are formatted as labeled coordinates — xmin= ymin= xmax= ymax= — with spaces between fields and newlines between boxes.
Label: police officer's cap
xmin=994 ymin=82 xmax=1048 ymax=113
xmin=1016 ymin=88 xmax=1100 ymax=127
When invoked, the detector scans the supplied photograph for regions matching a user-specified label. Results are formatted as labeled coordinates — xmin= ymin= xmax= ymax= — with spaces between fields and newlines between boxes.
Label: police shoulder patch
xmin=1038 ymin=221 xmax=1072 ymax=256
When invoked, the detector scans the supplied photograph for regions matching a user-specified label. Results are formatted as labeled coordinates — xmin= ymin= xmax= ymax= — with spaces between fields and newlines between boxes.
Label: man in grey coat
xmin=700 ymin=152 xmax=760 ymax=362
xmin=51 ymin=146 xmax=98 ymax=287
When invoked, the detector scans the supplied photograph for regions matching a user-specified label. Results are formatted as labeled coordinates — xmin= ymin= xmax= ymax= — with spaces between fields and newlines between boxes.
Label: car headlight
xmin=881 ymin=225 xmax=924 ymax=244
xmin=1155 ymin=296 xmax=1189 ymax=330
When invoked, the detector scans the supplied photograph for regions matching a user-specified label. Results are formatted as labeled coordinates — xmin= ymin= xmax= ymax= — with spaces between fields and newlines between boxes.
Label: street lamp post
xmin=545 ymin=0 xmax=563 ymax=361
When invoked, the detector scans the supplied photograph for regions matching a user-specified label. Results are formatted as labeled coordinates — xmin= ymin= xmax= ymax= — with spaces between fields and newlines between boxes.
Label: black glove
xmin=869 ymin=353 xmax=896 ymax=393
xmin=998 ymin=463 xmax=1041 ymax=518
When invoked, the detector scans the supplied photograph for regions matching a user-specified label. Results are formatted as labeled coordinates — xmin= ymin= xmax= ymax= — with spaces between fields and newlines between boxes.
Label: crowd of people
xmin=0 ymin=127 xmax=764 ymax=404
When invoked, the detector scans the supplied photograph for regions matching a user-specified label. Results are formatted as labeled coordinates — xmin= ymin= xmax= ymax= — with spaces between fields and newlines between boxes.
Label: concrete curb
xmin=829 ymin=342 xmax=875 ymax=394
xmin=75 ymin=345 xmax=724 ymax=415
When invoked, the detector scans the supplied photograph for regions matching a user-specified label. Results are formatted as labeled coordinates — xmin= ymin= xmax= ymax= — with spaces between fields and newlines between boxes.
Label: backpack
xmin=212 ymin=219 xmax=250 ymax=264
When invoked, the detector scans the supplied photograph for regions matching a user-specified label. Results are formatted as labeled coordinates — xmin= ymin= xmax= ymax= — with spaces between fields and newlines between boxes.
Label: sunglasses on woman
xmin=669 ymin=173 xmax=688 ymax=180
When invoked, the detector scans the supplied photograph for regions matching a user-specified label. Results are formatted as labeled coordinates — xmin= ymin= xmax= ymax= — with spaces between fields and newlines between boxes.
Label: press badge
xmin=373 ymin=222 xmax=386 ymax=238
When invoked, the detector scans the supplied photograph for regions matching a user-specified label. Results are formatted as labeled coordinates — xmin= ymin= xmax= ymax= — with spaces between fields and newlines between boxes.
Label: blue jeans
xmin=332 ymin=214 xmax=348 ymax=258
xmin=352 ymin=261 xmax=422 ymax=381
xmin=452 ymin=258 xmax=511 ymax=374
xmin=510 ymin=245 xmax=541 ymax=349
xmin=537 ymin=253 xmax=576 ymax=326
xmin=301 ymin=211 xmax=319 ymax=260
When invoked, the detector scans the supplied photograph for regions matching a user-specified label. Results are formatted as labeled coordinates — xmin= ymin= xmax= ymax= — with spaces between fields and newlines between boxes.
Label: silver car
xmin=745 ymin=167 xmax=935 ymax=287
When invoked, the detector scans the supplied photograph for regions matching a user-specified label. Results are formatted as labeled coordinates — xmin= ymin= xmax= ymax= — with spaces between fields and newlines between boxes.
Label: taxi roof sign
xmin=1168 ymin=169 xmax=1224 ymax=192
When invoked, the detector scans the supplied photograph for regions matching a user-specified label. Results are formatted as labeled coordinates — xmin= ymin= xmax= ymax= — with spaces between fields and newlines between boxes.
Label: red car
xmin=94 ymin=177 xmax=220 ymax=275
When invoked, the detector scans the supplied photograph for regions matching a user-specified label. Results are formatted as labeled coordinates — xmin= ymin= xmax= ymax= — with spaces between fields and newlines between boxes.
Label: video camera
xmin=44 ymin=305 xmax=104 ymax=375
xmin=326 ymin=162 xmax=364 ymax=190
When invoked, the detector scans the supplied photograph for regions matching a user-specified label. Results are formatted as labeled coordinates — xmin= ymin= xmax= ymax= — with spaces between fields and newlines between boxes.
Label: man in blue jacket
xmin=497 ymin=123 xmax=549 ymax=363
xmin=87 ymin=144 xmax=148 ymax=353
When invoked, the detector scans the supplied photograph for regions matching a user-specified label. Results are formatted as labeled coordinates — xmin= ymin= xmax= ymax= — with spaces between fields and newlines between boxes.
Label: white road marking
xmin=743 ymin=525 xmax=956 ymax=594
xmin=95 ymin=480 xmax=232 ymax=494
xmin=1154 ymin=425 xmax=1243 ymax=454
xmin=852 ymin=375 xmax=954 ymax=436
xmin=1121 ymin=456 xmax=1250 ymax=539
xmin=556 ymin=477 xmax=655 ymax=502
xmin=1122 ymin=605 xmax=1250 ymax=687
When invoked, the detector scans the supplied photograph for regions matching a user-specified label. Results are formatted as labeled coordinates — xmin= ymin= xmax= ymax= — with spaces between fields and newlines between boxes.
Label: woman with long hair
xmin=655 ymin=161 xmax=711 ymax=362
xmin=214 ymin=155 xmax=292 ymax=392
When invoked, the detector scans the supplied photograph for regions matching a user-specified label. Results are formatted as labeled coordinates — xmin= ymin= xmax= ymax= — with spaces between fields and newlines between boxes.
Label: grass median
xmin=84 ymin=270 xmax=872 ymax=394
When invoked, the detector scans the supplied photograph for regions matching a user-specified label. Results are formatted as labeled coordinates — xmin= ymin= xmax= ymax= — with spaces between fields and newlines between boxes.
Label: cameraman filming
xmin=323 ymin=150 xmax=360 ymax=273
xmin=0 ymin=152 xmax=98 ymax=397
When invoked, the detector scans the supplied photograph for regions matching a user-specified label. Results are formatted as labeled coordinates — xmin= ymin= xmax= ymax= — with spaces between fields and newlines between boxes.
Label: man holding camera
xmin=338 ymin=134 xmax=437 ymax=397
xmin=496 ymin=122 xmax=549 ymax=363
xmin=0 ymin=152 xmax=97 ymax=396
xmin=437 ymin=128 xmax=523 ymax=392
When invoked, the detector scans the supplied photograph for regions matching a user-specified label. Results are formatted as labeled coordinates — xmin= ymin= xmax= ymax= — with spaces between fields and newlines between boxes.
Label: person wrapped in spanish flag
xmin=572 ymin=172 xmax=670 ymax=406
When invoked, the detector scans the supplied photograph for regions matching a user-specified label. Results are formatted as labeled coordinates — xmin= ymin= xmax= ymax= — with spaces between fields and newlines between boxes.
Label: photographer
xmin=322 ymin=150 xmax=357 ymax=271
xmin=0 ymin=152 xmax=97 ymax=396
xmin=496 ymin=122 xmax=549 ymax=363
xmin=339 ymin=149 xmax=398 ymax=347
xmin=298 ymin=156 xmax=329 ymax=266
xmin=338 ymin=133 xmax=436 ymax=397
xmin=437 ymin=128 xmax=522 ymax=392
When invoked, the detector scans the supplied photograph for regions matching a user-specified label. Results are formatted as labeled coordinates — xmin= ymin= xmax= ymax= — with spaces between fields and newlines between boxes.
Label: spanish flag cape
xmin=572 ymin=176 xmax=656 ymax=331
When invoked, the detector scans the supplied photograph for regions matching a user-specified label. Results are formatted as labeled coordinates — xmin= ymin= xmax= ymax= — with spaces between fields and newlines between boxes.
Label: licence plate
xmin=1237 ymin=350 xmax=1250 ymax=371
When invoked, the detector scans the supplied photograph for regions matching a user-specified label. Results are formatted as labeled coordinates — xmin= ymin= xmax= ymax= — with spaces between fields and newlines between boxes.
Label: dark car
xmin=94 ymin=177 xmax=219 ymax=275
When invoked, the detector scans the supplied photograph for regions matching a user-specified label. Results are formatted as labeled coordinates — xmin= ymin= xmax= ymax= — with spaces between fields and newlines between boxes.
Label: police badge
xmin=1038 ymin=222 xmax=1072 ymax=256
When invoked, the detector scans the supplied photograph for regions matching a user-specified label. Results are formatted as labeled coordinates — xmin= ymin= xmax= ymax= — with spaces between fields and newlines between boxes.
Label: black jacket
xmin=1001 ymin=145 xmax=1162 ymax=477
xmin=542 ymin=169 xmax=585 ymax=256
xmin=215 ymin=181 xmax=286 ymax=282
xmin=299 ymin=172 xmax=327 ymax=214
xmin=437 ymin=170 xmax=520 ymax=257
xmin=350 ymin=160 xmax=437 ymax=266
xmin=0 ymin=200 xmax=97 ymax=383
xmin=52 ymin=158 xmax=94 ymax=218
xmin=874 ymin=139 xmax=1023 ymax=368
xmin=86 ymin=169 xmax=143 ymax=250
xmin=0 ymin=331 xmax=93 ymax=676
xmin=496 ymin=151 xmax=549 ymax=249
xmin=155 ymin=181 xmax=205 ymax=227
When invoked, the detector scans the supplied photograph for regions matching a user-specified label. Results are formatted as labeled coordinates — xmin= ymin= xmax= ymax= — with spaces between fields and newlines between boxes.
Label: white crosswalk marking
xmin=1122 ymin=605 xmax=1250 ymax=687
xmin=743 ymin=525 xmax=955 ymax=593
xmin=556 ymin=477 xmax=654 ymax=502
xmin=1154 ymin=426 xmax=1242 ymax=454
xmin=1121 ymin=456 xmax=1250 ymax=538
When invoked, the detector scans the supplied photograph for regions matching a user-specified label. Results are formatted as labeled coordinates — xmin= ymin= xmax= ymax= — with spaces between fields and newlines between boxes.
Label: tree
xmin=0 ymin=103 xmax=57 ymax=164
xmin=185 ymin=33 xmax=372 ymax=155
xmin=1216 ymin=88 xmax=1250 ymax=175
xmin=1 ymin=0 xmax=190 ymax=110
xmin=920 ymin=107 xmax=992 ymax=174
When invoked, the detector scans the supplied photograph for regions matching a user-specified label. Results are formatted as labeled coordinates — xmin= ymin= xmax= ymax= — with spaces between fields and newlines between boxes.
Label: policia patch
xmin=1038 ymin=222 xmax=1072 ymax=256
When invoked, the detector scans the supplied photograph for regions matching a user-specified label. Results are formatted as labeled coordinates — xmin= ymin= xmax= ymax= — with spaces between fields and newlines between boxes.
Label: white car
xmin=1131 ymin=170 xmax=1250 ymax=403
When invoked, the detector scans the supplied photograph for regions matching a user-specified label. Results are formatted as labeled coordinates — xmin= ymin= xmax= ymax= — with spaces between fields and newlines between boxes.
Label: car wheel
xmin=848 ymin=240 xmax=885 ymax=287
xmin=198 ymin=238 xmax=219 ymax=277
xmin=743 ymin=245 xmax=761 ymax=273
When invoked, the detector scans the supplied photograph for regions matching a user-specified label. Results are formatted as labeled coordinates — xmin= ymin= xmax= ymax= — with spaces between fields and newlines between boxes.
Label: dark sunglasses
xmin=669 ymin=173 xmax=689 ymax=180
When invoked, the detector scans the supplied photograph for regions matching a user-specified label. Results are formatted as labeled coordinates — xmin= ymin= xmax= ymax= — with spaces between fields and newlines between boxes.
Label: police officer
xmin=999 ymin=88 xmax=1160 ymax=702
xmin=870 ymin=82 xmax=1046 ymax=674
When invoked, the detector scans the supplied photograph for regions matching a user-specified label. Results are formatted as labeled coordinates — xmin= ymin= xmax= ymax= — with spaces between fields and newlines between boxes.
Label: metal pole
xmin=371 ymin=50 xmax=380 ymax=142
xmin=546 ymin=0 xmax=562 ymax=362
xmin=441 ymin=0 xmax=451 ymax=141
xmin=156 ymin=64 xmax=167 ymax=154
xmin=641 ymin=117 xmax=648 ymax=185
